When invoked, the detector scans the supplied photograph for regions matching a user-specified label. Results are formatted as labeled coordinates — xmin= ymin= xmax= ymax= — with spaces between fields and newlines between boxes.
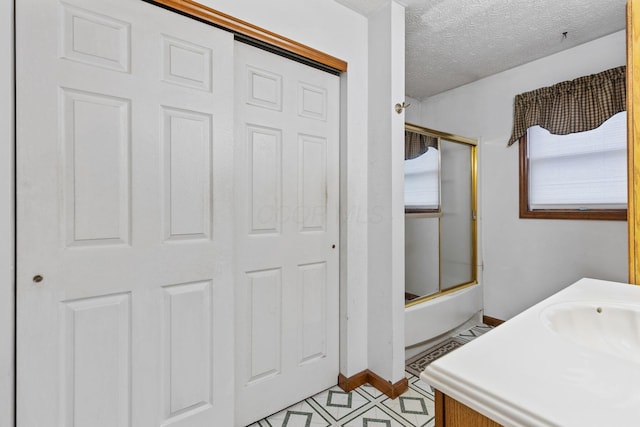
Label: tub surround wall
xmin=416 ymin=30 xmax=628 ymax=320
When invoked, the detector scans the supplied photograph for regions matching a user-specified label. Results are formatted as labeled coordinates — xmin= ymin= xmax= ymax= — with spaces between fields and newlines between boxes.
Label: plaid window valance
xmin=507 ymin=65 xmax=626 ymax=146
xmin=405 ymin=131 xmax=438 ymax=160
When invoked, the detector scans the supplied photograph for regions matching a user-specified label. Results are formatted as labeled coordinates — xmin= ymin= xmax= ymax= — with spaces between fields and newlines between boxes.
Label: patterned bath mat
xmin=405 ymin=337 xmax=466 ymax=377
xmin=405 ymin=324 xmax=494 ymax=377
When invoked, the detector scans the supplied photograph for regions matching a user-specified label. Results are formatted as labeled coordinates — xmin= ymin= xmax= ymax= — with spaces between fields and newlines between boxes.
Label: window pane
xmin=528 ymin=112 xmax=627 ymax=209
xmin=405 ymin=148 xmax=439 ymax=209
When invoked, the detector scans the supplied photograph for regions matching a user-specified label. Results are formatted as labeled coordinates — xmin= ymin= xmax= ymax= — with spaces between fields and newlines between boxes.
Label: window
xmin=405 ymin=147 xmax=439 ymax=213
xmin=519 ymin=111 xmax=627 ymax=220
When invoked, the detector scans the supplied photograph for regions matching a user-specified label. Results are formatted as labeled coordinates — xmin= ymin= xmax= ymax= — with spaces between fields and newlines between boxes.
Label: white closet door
xmin=234 ymin=42 xmax=340 ymax=426
xmin=16 ymin=0 xmax=235 ymax=425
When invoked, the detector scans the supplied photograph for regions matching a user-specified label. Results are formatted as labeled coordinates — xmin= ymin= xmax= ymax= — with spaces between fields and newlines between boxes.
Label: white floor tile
xmin=249 ymin=324 xmax=490 ymax=427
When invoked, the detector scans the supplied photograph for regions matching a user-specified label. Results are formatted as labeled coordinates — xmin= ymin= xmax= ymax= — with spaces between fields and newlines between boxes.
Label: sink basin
xmin=422 ymin=279 xmax=640 ymax=426
xmin=541 ymin=301 xmax=640 ymax=363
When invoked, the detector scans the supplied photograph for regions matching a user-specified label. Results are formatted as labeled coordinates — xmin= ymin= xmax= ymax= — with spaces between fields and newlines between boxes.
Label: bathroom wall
xmin=367 ymin=1 xmax=407 ymax=383
xmin=417 ymin=30 xmax=628 ymax=320
xmin=0 ymin=0 xmax=13 ymax=425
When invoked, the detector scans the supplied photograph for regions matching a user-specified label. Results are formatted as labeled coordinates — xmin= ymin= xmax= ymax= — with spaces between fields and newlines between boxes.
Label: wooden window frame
xmin=405 ymin=207 xmax=441 ymax=214
xmin=519 ymin=133 xmax=627 ymax=221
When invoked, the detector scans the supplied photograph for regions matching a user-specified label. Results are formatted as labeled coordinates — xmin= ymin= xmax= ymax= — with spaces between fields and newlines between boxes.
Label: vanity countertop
xmin=421 ymin=278 xmax=640 ymax=427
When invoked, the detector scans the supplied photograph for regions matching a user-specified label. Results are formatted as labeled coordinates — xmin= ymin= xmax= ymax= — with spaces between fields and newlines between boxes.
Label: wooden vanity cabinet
xmin=435 ymin=390 xmax=502 ymax=427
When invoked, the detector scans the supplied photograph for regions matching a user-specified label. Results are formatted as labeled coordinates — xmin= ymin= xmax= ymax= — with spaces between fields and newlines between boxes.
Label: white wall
xmin=200 ymin=0 xmax=370 ymax=377
xmin=418 ymin=30 xmax=628 ymax=320
xmin=404 ymin=96 xmax=423 ymax=125
xmin=0 ymin=0 xmax=14 ymax=424
xmin=367 ymin=0 xmax=406 ymax=383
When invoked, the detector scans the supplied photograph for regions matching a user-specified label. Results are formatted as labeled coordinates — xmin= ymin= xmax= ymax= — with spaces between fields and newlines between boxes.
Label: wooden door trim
xmin=145 ymin=0 xmax=348 ymax=72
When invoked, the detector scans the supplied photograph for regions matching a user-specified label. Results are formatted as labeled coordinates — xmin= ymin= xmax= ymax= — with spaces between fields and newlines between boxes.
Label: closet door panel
xmin=234 ymin=41 xmax=340 ymax=427
xmin=16 ymin=0 xmax=234 ymax=425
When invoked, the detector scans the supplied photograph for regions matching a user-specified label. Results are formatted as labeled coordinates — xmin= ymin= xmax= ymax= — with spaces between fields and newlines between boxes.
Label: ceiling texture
xmin=335 ymin=0 xmax=627 ymax=100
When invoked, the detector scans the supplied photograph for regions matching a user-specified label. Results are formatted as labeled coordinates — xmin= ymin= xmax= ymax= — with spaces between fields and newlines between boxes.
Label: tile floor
xmin=248 ymin=374 xmax=434 ymax=427
xmin=248 ymin=324 xmax=491 ymax=427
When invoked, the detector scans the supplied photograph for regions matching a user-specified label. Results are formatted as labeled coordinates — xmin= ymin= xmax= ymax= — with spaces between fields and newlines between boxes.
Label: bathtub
xmin=421 ymin=278 xmax=640 ymax=426
xmin=405 ymin=283 xmax=483 ymax=358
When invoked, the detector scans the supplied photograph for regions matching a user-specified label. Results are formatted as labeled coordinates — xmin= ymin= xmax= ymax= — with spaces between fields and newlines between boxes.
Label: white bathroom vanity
xmin=421 ymin=278 xmax=640 ymax=427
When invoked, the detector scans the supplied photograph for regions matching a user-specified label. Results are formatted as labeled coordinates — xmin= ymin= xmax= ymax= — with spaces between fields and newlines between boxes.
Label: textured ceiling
xmin=335 ymin=0 xmax=627 ymax=100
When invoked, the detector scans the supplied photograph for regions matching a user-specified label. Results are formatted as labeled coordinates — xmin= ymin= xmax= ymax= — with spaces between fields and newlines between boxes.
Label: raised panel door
xmin=16 ymin=0 xmax=234 ymax=425
xmin=234 ymin=41 xmax=340 ymax=426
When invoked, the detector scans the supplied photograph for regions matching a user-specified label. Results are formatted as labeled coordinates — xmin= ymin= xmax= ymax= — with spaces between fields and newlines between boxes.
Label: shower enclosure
xmin=404 ymin=124 xmax=481 ymax=354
